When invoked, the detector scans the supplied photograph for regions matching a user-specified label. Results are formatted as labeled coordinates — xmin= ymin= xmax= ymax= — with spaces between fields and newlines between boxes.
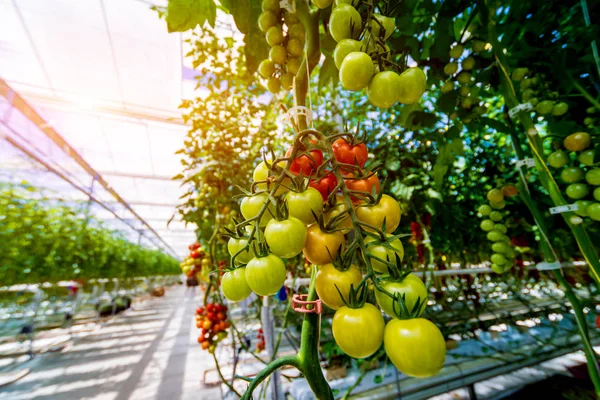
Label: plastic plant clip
xmin=279 ymin=0 xmax=295 ymax=13
xmin=508 ymin=102 xmax=533 ymax=119
xmin=292 ymin=294 xmax=322 ymax=314
xmin=286 ymin=106 xmax=313 ymax=127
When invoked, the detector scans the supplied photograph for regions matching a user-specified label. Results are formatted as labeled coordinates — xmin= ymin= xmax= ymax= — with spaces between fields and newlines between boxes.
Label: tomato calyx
xmin=388 ymin=286 xmax=427 ymax=319
xmin=334 ymin=280 xmax=368 ymax=309
xmin=363 ymin=233 xmax=409 ymax=277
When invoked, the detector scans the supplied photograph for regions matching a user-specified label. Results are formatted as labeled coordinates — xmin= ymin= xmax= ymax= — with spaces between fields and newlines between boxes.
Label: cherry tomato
xmin=364 ymin=235 xmax=404 ymax=273
xmin=356 ymin=194 xmax=401 ymax=233
xmin=302 ymin=224 xmax=345 ymax=266
xmin=384 ymin=318 xmax=446 ymax=378
xmin=208 ymin=344 xmax=216 ymax=354
xmin=286 ymin=188 xmax=324 ymax=225
xmin=206 ymin=304 xmax=214 ymax=312
xmin=369 ymin=14 xmax=395 ymax=40
xmin=324 ymin=195 xmax=353 ymax=233
xmin=345 ymin=173 xmax=381 ymax=201
xmin=285 ymin=144 xmax=323 ymax=177
xmin=561 ymin=167 xmax=584 ymax=183
xmin=264 ymin=217 xmax=307 ymax=258
xmin=397 ymin=68 xmax=427 ymax=104
xmin=333 ymin=38 xmax=361 ymax=69
xmin=241 ymin=193 xmax=273 ymax=227
xmin=565 ymin=183 xmax=589 ymax=199
xmin=563 ymin=132 xmax=591 ymax=152
xmin=586 ymin=169 xmax=600 ymax=185
xmin=197 ymin=335 xmax=206 ymax=343
xmin=222 ymin=267 xmax=252 ymax=302
xmin=578 ymin=150 xmax=595 ymax=166
xmin=375 ymin=274 xmax=427 ymax=318
xmin=332 ymin=303 xmax=384 ymax=358
xmin=253 ymin=161 xmax=289 ymax=196
xmin=368 ymin=71 xmax=401 ymax=108
xmin=190 ymin=250 xmax=200 ymax=259
xmin=202 ymin=320 xmax=212 ymax=330
xmin=315 ymin=263 xmax=362 ymax=310
xmin=310 ymin=173 xmax=338 ymax=201
xmin=329 ymin=4 xmax=361 ymax=42
xmin=206 ymin=312 xmax=215 ymax=321
xmin=588 ymin=203 xmax=600 ymax=221
xmin=227 ymin=237 xmax=255 ymax=264
xmin=487 ymin=188 xmax=504 ymax=203
xmin=202 ymin=341 xmax=210 ymax=350
xmin=340 ymin=52 xmax=374 ymax=91
xmin=245 ymin=254 xmax=287 ymax=296
xmin=547 ymin=151 xmax=569 ymax=168
xmin=332 ymin=139 xmax=368 ymax=168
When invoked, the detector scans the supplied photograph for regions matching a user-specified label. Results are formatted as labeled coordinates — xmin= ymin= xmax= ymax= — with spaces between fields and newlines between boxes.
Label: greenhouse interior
xmin=1 ymin=0 xmax=599 ymax=399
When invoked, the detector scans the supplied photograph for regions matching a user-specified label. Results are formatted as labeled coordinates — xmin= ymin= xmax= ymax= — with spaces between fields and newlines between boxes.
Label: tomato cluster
xmin=546 ymin=132 xmax=600 ymax=222
xmin=328 ymin=2 xmax=426 ymax=108
xmin=195 ymin=302 xmax=230 ymax=353
xmin=477 ymin=188 xmax=519 ymax=274
xmin=256 ymin=328 xmax=266 ymax=352
xmin=257 ymin=0 xmax=306 ymax=93
xmin=180 ymin=242 xmax=214 ymax=283
xmin=511 ymin=68 xmax=569 ymax=117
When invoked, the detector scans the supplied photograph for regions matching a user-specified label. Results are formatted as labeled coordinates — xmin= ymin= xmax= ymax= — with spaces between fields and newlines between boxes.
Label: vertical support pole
xmin=261 ymin=296 xmax=283 ymax=400
xmin=467 ymin=384 xmax=478 ymax=400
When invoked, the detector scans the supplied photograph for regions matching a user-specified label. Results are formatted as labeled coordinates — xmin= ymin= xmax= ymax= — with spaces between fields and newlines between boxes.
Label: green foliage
xmin=166 ymin=0 xmax=217 ymax=32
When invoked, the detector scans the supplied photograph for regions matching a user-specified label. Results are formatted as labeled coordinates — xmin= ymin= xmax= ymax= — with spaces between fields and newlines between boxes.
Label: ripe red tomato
xmin=596 ymin=314 xmax=600 ymax=329
xmin=190 ymin=250 xmax=200 ymax=259
xmin=285 ymin=143 xmax=323 ymax=176
xmin=310 ymin=172 xmax=338 ymax=201
xmin=332 ymin=139 xmax=368 ymax=168
xmin=216 ymin=312 xmax=225 ymax=321
xmin=198 ymin=335 xmax=205 ymax=344
xmin=201 ymin=341 xmax=210 ymax=350
xmin=207 ymin=312 xmax=215 ymax=321
xmin=345 ymin=173 xmax=381 ymax=201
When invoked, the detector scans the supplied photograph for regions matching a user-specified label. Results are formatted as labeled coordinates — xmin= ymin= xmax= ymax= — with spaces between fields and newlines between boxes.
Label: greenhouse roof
xmin=0 ymin=0 xmax=205 ymax=259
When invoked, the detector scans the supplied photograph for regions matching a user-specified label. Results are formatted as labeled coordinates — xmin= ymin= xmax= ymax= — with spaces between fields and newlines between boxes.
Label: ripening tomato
xmin=375 ymin=274 xmax=428 ymax=318
xmin=202 ymin=341 xmax=210 ymax=350
xmin=356 ymin=194 xmax=401 ymax=233
xmin=345 ymin=173 xmax=381 ymax=201
xmin=245 ymin=254 xmax=287 ymax=296
xmin=264 ymin=217 xmax=307 ymax=258
xmin=222 ymin=267 xmax=252 ymax=302
xmin=332 ymin=303 xmax=384 ymax=358
xmin=286 ymin=188 xmax=324 ymax=224
xmin=384 ymin=318 xmax=446 ymax=378
xmin=241 ymin=193 xmax=274 ymax=227
xmin=227 ymin=237 xmax=255 ymax=264
xmin=310 ymin=173 xmax=338 ymax=201
xmin=202 ymin=320 xmax=212 ymax=330
xmin=364 ymin=235 xmax=404 ymax=273
xmin=302 ymin=224 xmax=345 ymax=266
xmin=253 ymin=161 xmax=289 ymax=196
xmin=285 ymin=144 xmax=323 ymax=176
xmin=332 ymin=139 xmax=368 ymax=168
xmin=564 ymin=132 xmax=591 ymax=152
xmin=315 ymin=263 xmax=362 ymax=309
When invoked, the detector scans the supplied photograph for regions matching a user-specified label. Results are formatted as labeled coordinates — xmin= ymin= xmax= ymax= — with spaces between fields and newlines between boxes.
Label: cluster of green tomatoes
xmin=512 ymin=67 xmax=569 ymax=117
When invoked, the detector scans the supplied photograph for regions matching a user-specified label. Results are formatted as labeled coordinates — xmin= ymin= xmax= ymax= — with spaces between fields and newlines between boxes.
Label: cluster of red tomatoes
xmin=196 ymin=302 xmax=230 ymax=353
xmin=256 ymin=328 xmax=266 ymax=352
xmin=180 ymin=242 xmax=214 ymax=282
xmin=546 ymin=132 xmax=600 ymax=222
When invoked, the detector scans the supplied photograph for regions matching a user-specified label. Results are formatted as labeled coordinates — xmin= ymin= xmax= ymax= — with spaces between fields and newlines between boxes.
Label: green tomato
xmin=456 ymin=71 xmax=472 ymax=84
xmin=375 ymin=273 xmax=428 ymax=318
xmin=552 ymin=102 xmax=569 ymax=116
xmin=444 ymin=62 xmax=458 ymax=75
xmin=491 ymin=264 xmax=506 ymax=274
xmin=535 ymin=100 xmax=554 ymax=115
xmin=370 ymin=14 xmax=395 ymax=40
xmin=487 ymin=188 xmax=504 ymax=203
xmin=339 ymin=52 xmax=374 ymax=91
xmin=462 ymin=56 xmax=475 ymax=70
xmin=565 ymin=183 xmax=589 ymax=200
xmin=586 ymin=169 xmax=600 ymax=185
xmin=367 ymin=71 xmax=401 ymax=108
xmin=241 ymin=193 xmax=273 ymax=227
xmin=492 ymin=242 xmax=509 ymax=253
xmin=222 ymin=267 xmax=252 ymax=302
xmin=588 ymin=203 xmax=600 ymax=221
xmin=364 ymin=235 xmax=404 ymax=273
xmin=595 ymin=187 xmax=600 ymax=201
xmin=267 ymin=76 xmax=280 ymax=93
xmin=287 ymin=38 xmax=304 ymax=57
xmin=490 ymin=200 xmax=506 ymax=209
xmin=459 ymin=85 xmax=471 ymax=97
xmin=285 ymin=188 xmax=324 ymax=224
xmin=449 ymin=44 xmax=464 ymax=59
xmin=472 ymin=40 xmax=487 ymax=52
xmin=574 ymin=200 xmax=593 ymax=217
xmin=288 ymin=23 xmax=305 ymax=40
xmin=511 ymin=68 xmax=528 ymax=81
xmin=269 ymin=45 xmax=287 ymax=65
xmin=397 ymin=67 xmax=427 ymax=104
xmin=287 ymin=57 xmax=301 ymax=74
xmin=258 ymin=11 xmax=278 ymax=32
xmin=547 ymin=151 xmax=569 ymax=168
xmin=561 ymin=167 xmax=584 ymax=183
xmin=478 ymin=204 xmax=492 ymax=216
xmin=489 ymin=211 xmax=503 ymax=222
xmin=564 ymin=132 xmax=591 ymax=152
xmin=441 ymin=81 xmax=454 ymax=93
xmin=245 ymin=254 xmax=287 ymax=296
xmin=266 ymin=26 xmax=284 ymax=46
xmin=312 ymin=0 xmax=334 ymax=9
xmin=491 ymin=253 xmax=506 ymax=265
xmin=281 ymin=72 xmax=294 ymax=90
xmin=332 ymin=303 xmax=384 ymax=358
xmin=258 ymin=59 xmax=275 ymax=78
xmin=480 ymin=219 xmax=496 ymax=231
xmin=487 ymin=231 xmax=504 ymax=242
xmin=227 ymin=237 xmax=255 ymax=264
xmin=262 ymin=0 xmax=280 ymax=12
xmin=494 ymin=224 xmax=507 ymax=234
xmin=578 ymin=150 xmax=596 ymax=166
xmin=329 ymin=4 xmax=362 ymax=42
xmin=333 ymin=39 xmax=362 ymax=69
xmin=264 ymin=217 xmax=307 ymax=258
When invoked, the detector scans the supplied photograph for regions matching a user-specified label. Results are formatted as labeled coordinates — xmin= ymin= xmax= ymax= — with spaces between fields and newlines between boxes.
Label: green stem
xmin=240 ymin=355 xmax=299 ymax=400
xmin=213 ymin=353 xmax=242 ymax=397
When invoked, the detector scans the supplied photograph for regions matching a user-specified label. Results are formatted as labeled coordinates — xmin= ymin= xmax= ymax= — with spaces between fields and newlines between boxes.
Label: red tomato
xmin=310 ymin=172 xmax=338 ymax=200
xmin=201 ymin=341 xmax=210 ymax=350
xmin=216 ymin=312 xmax=225 ymax=321
xmin=215 ymin=304 xmax=223 ymax=312
xmin=198 ymin=335 xmax=205 ymax=344
xmin=201 ymin=328 xmax=208 ymax=335
xmin=285 ymin=143 xmax=323 ymax=176
xmin=207 ymin=304 xmax=214 ymax=312
xmin=596 ymin=315 xmax=600 ymax=329
xmin=207 ymin=312 xmax=215 ymax=321
xmin=345 ymin=173 xmax=381 ymax=201
xmin=196 ymin=307 xmax=203 ymax=314
xmin=332 ymin=139 xmax=368 ymax=168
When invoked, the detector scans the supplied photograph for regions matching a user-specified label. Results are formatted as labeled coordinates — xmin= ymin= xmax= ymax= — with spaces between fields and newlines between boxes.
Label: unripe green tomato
xmin=522 ymin=89 xmax=535 ymax=101
xmin=333 ymin=38 xmax=362 ymax=69
xmin=262 ymin=0 xmax=280 ymax=12
xmin=491 ymin=264 xmax=506 ymax=274
xmin=492 ymin=242 xmax=509 ymax=253
xmin=444 ymin=62 xmax=458 ymax=75
xmin=578 ymin=150 xmax=595 ymax=166
xmin=552 ymin=102 xmax=568 ymax=116
xmin=267 ymin=76 xmax=281 ymax=93
xmin=269 ymin=45 xmax=287 ymax=65
xmin=367 ymin=71 xmax=401 ymax=108
xmin=565 ymin=183 xmax=589 ymax=199
xmin=339 ymin=51 xmax=374 ymax=91
xmin=547 ymin=151 xmax=569 ymax=168
xmin=461 ymin=97 xmax=473 ymax=109
xmin=504 ymin=247 xmax=515 ymax=258
xmin=329 ymin=4 xmax=362 ymax=42
xmin=287 ymin=38 xmax=304 ymax=57
xmin=288 ymin=23 xmax=306 ymax=40
xmin=520 ymin=78 xmax=533 ymax=90
xmin=487 ymin=231 xmax=504 ymax=242
xmin=530 ymin=98 xmax=539 ymax=107
xmin=457 ymin=71 xmax=472 ymax=84
xmin=258 ymin=11 xmax=278 ymax=32
xmin=459 ymin=85 xmax=471 ymax=96
xmin=472 ymin=40 xmax=486 ymax=53
xmin=574 ymin=200 xmax=593 ymax=217
xmin=449 ymin=44 xmax=464 ymax=59
xmin=595 ymin=188 xmax=600 ymax=202
xmin=535 ymin=100 xmax=554 ymax=115
xmin=441 ymin=81 xmax=454 ymax=93
xmin=266 ymin=26 xmax=284 ymax=46
xmin=585 ymin=117 xmax=594 ymax=126
xmin=489 ymin=211 xmax=502 ymax=222
xmin=370 ymin=14 xmax=395 ymax=40
xmin=490 ymin=200 xmax=506 ymax=209
xmin=462 ymin=56 xmax=475 ymax=70
xmin=491 ymin=253 xmax=506 ymax=265
xmin=586 ymin=169 xmax=600 ymax=185
xmin=287 ymin=57 xmax=301 ymax=74
xmin=511 ymin=68 xmax=528 ymax=81
xmin=312 ymin=0 xmax=334 ymax=9
xmin=284 ymin=12 xmax=300 ymax=25
xmin=478 ymin=204 xmax=492 ymax=216
xmin=487 ymin=188 xmax=504 ymax=203
xmin=564 ymin=132 xmax=591 ymax=152
xmin=560 ymin=167 xmax=584 ymax=183
xmin=495 ymin=224 xmax=507 ymax=234
xmin=474 ymin=105 xmax=486 ymax=115
xmin=588 ymin=203 xmax=600 ymax=221
xmin=397 ymin=67 xmax=427 ymax=104
xmin=480 ymin=219 xmax=496 ymax=231
xmin=335 ymin=0 xmax=359 ymax=4
xmin=258 ymin=59 xmax=276 ymax=78
xmin=281 ymin=72 xmax=294 ymax=90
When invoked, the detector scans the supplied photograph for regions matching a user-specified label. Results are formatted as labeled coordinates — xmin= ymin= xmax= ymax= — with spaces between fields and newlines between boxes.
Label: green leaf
xmin=445 ymin=124 xmax=462 ymax=140
xmin=244 ymin=29 xmax=269 ymax=74
xmin=166 ymin=0 xmax=217 ymax=32
xmin=318 ymin=56 xmax=339 ymax=89
xmin=479 ymin=117 xmax=509 ymax=133
xmin=433 ymin=164 xmax=449 ymax=190
xmin=449 ymin=139 xmax=464 ymax=156
xmin=437 ymin=91 xmax=458 ymax=114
